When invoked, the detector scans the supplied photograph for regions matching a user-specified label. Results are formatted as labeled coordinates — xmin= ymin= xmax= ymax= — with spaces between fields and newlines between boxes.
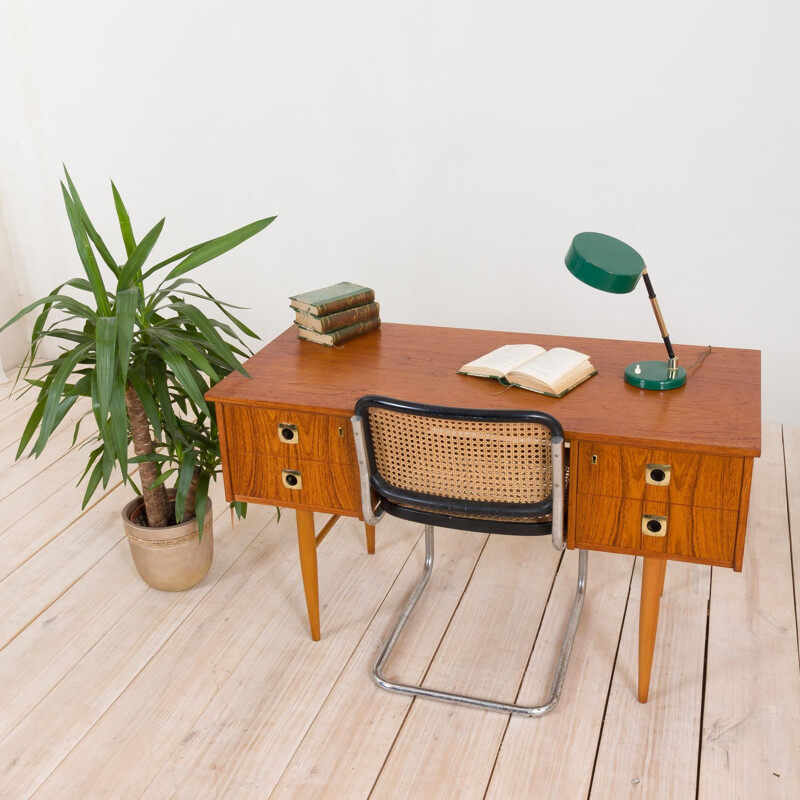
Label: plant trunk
xmin=125 ymin=381 xmax=170 ymax=527
xmin=183 ymin=467 xmax=201 ymax=521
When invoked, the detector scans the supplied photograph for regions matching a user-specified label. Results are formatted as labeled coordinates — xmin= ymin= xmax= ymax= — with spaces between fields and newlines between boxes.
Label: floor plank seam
xmin=0 ymin=531 xmax=127 ymax=654
xmin=365 ymin=532 xmax=492 ymax=800
xmin=28 ymin=512 xmax=276 ymax=800
xmin=694 ymin=569 xmax=713 ymax=800
xmin=0 ymin=431 xmax=100 ymax=505
xmin=402 ymin=532 xmax=490 ymax=696
xmin=782 ymin=425 xmax=800 ymax=669
xmin=482 ymin=548 xmax=568 ymax=798
xmin=267 ymin=523 xmax=426 ymax=799
xmin=586 ymin=556 xmax=637 ymax=800
xmin=0 ymin=471 xmax=128 ymax=582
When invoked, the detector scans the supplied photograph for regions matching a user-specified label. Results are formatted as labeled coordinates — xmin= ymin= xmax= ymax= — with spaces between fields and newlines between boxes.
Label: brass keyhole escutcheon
xmin=591 ymin=454 xmax=598 ymax=465
xmin=278 ymin=423 xmax=299 ymax=445
xmin=646 ymin=463 xmax=671 ymax=486
xmin=642 ymin=515 xmax=667 ymax=537
xmin=338 ymin=427 xmax=344 ymax=437
xmin=282 ymin=469 xmax=302 ymax=489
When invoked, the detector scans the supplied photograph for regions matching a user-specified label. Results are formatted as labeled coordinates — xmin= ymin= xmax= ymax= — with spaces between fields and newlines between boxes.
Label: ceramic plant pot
xmin=122 ymin=490 xmax=213 ymax=591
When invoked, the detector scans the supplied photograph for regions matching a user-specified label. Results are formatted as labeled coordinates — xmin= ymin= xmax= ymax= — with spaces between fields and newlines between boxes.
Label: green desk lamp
xmin=565 ymin=231 xmax=687 ymax=390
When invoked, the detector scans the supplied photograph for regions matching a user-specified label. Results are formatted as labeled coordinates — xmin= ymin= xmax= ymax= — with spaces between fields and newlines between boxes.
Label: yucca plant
xmin=0 ymin=168 xmax=275 ymax=538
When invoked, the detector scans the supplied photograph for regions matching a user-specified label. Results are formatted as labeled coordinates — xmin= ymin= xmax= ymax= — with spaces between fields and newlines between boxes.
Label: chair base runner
xmin=373 ymin=525 xmax=589 ymax=716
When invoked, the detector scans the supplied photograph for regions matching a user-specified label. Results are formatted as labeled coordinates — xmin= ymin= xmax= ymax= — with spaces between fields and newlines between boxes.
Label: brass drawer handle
xmin=282 ymin=469 xmax=303 ymax=489
xmin=642 ymin=515 xmax=667 ymax=537
xmin=646 ymin=463 xmax=671 ymax=486
xmin=278 ymin=423 xmax=299 ymax=445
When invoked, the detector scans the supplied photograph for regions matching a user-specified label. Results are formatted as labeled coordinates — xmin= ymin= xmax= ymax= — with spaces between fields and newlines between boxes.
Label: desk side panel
xmin=216 ymin=402 xmax=234 ymax=504
xmin=733 ymin=457 xmax=755 ymax=572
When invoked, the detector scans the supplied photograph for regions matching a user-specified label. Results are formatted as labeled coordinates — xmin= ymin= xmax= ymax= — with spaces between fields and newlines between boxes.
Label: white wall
xmin=0 ymin=206 xmax=28 ymax=375
xmin=1 ymin=0 xmax=798 ymax=421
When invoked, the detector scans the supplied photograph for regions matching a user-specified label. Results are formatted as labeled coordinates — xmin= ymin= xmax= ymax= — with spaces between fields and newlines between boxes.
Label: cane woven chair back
xmin=354 ymin=396 xmax=565 ymax=535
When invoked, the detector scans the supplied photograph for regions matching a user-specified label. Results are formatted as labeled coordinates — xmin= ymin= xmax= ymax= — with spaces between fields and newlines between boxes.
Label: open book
xmin=458 ymin=344 xmax=596 ymax=397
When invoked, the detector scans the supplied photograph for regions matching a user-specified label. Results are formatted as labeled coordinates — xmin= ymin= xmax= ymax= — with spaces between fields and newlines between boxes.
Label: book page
xmin=510 ymin=347 xmax=589 ymax=385
xmin=459 ymin=344 xmax=546 ymax=377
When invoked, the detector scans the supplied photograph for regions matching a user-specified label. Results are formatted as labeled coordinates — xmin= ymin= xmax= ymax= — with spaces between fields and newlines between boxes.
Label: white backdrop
xmin=1 ymin=1 xmax=798 ymax=421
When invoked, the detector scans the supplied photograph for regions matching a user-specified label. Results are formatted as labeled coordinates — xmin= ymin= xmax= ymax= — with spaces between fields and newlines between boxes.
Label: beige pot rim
xmin=122 ymin=490 xmax=212 ymax=547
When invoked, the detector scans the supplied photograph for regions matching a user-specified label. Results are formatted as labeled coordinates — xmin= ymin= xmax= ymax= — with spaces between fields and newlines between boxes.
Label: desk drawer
xmin=576 ymin=442 xmax=743 ymax=511
xmin=573 ymin=494 xmax=737 ymax=565
xmin=227 ymin=451 xmax=361 ymax=516
xmin=224 ymin=405 xmax=356 ymax=466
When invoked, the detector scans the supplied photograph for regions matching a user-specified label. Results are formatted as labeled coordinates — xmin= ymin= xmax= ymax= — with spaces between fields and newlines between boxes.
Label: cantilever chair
xmin=350 ymin=396 xmax=588 ymax=716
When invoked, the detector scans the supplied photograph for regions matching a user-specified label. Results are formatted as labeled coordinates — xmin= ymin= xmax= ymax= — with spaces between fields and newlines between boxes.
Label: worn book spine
xmin=312 ymin=287 xmax=375 ymax=316
xmin=295 ymin=302 xmax=380 ymax=333
xmin=297 ymin=316 xmax=381 ymax=346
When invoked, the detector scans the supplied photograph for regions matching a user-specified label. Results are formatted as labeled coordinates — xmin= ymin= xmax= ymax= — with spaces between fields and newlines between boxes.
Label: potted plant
xmin=0 ymin=168 xmax=274 ymax=590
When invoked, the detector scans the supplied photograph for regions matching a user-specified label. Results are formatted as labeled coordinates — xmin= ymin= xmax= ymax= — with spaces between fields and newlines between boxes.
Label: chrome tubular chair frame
xmin=351 ymin=397 xmax=588 ymax=717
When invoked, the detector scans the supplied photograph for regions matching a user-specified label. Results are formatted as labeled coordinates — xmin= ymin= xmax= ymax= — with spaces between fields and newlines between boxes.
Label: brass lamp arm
xmin=641 ymin=268 xmax=677 ymax=365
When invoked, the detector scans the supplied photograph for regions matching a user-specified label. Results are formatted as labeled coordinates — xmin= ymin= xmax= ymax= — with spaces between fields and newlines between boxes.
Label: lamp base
xmin=624 ymin=360 xmax=687 ymax=391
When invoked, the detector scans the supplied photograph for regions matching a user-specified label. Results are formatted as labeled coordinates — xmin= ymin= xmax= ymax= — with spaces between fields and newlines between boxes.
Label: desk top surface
xmin=207 ymin=323 xmax=761 ymax=456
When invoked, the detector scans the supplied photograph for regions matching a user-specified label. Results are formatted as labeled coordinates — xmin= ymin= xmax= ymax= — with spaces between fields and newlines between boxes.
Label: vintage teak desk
xmin=206 ymin=323 xmax=761 ymax=703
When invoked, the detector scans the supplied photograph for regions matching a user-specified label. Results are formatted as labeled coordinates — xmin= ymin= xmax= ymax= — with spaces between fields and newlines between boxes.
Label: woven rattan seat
xmin=351 ymin=396 xmax=588 ymax=716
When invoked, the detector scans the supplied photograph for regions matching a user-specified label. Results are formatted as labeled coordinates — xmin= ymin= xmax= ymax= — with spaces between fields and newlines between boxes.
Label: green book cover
xmin=289 ymin=281 xmax=375 ymax=316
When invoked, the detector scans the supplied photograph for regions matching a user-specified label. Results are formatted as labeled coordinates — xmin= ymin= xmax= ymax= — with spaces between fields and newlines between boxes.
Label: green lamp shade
xmin=565 ymin=232 xmax=645 ymax=294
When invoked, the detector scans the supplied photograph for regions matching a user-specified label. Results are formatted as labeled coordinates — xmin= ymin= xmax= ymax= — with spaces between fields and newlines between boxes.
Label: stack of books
xmin=290 ymin=281 xmax=381 ymax=346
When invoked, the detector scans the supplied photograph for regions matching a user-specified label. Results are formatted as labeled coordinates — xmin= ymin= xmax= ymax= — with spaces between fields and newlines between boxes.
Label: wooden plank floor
xmin=0 ymin=368 xmax=798 ymax=799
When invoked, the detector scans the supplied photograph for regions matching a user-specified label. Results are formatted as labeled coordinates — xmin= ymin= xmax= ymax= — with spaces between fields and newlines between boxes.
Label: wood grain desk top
xmin=207 ymin=323 xmax=761 ymax=457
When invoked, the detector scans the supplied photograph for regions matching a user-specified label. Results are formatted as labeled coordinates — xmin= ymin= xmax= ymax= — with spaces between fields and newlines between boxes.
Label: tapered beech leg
xmin=365 ymin=524 xmax=375 ymax=555
xmin=657 ymin=558 xmax=667 ymax=597
xmin=296 ymin=510 xmax=321 ymax=641
xmin=638 ymin=556 xmax=664 ymax=703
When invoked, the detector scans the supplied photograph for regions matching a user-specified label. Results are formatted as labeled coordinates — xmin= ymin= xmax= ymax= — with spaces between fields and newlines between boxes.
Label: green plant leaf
xmin=101 ymin=445 xmax=115 ymax=488
xmin=111 ymin=181 xmax=136 ymax=257
xmin=148 ymin=329 xmax=219 ymax=382
xmin=156 ymin=346 xmax=210 ymax=415
xmin=140 ymin=243 xmax=207 ymax=280
xmin=174 ymin=450 xmax=198 ymax=523
xmin=64 ymin=166 xmax=120 ymax=277
xmin=89 ymin=370 xmax=103 ymax=431
xmin=146 ymin=467 xmax=177 ymax=489
xmin=109 ymin=377 xmax=128 ymax=480
xmin=61 ymin=183 xmax=112 ymax=316
xmin=71 ymin=412 xmax=89 ymax=447
xmin=168 ymin=302 xmax=243 ymax=373
xmin=164 ymin=216 xmax=276 ymax=281
xmin=81 ymin=459 xmax=104 ymax=508
xmin=64 ymin=372 xmax=93 ymax=398
xmin=148 ymin=358 xmax=178 ymax=440
xmin=59 ymin=277 xmax=95 ymax=294
xmin=95 ymin=316 xmax=117 ymax=422
xmin=0 ymin=293 xmax=94 ymax=336
xmin=115 ymin=286 xmax=139 ymax=383
xmin=78 ymin=442 xmax=105 ymax=483
xmin=15 ymin=397 xmax=46 ymax=459
xmin=117 ymin=218 xmax=165 ymax=290
xmin=193 ymin=282 xmax=260 ymax=339
xmin=34 ymin=343 xmax=92 ymax=456
xmin=195 ymin=472 xmax=211 ymax=541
